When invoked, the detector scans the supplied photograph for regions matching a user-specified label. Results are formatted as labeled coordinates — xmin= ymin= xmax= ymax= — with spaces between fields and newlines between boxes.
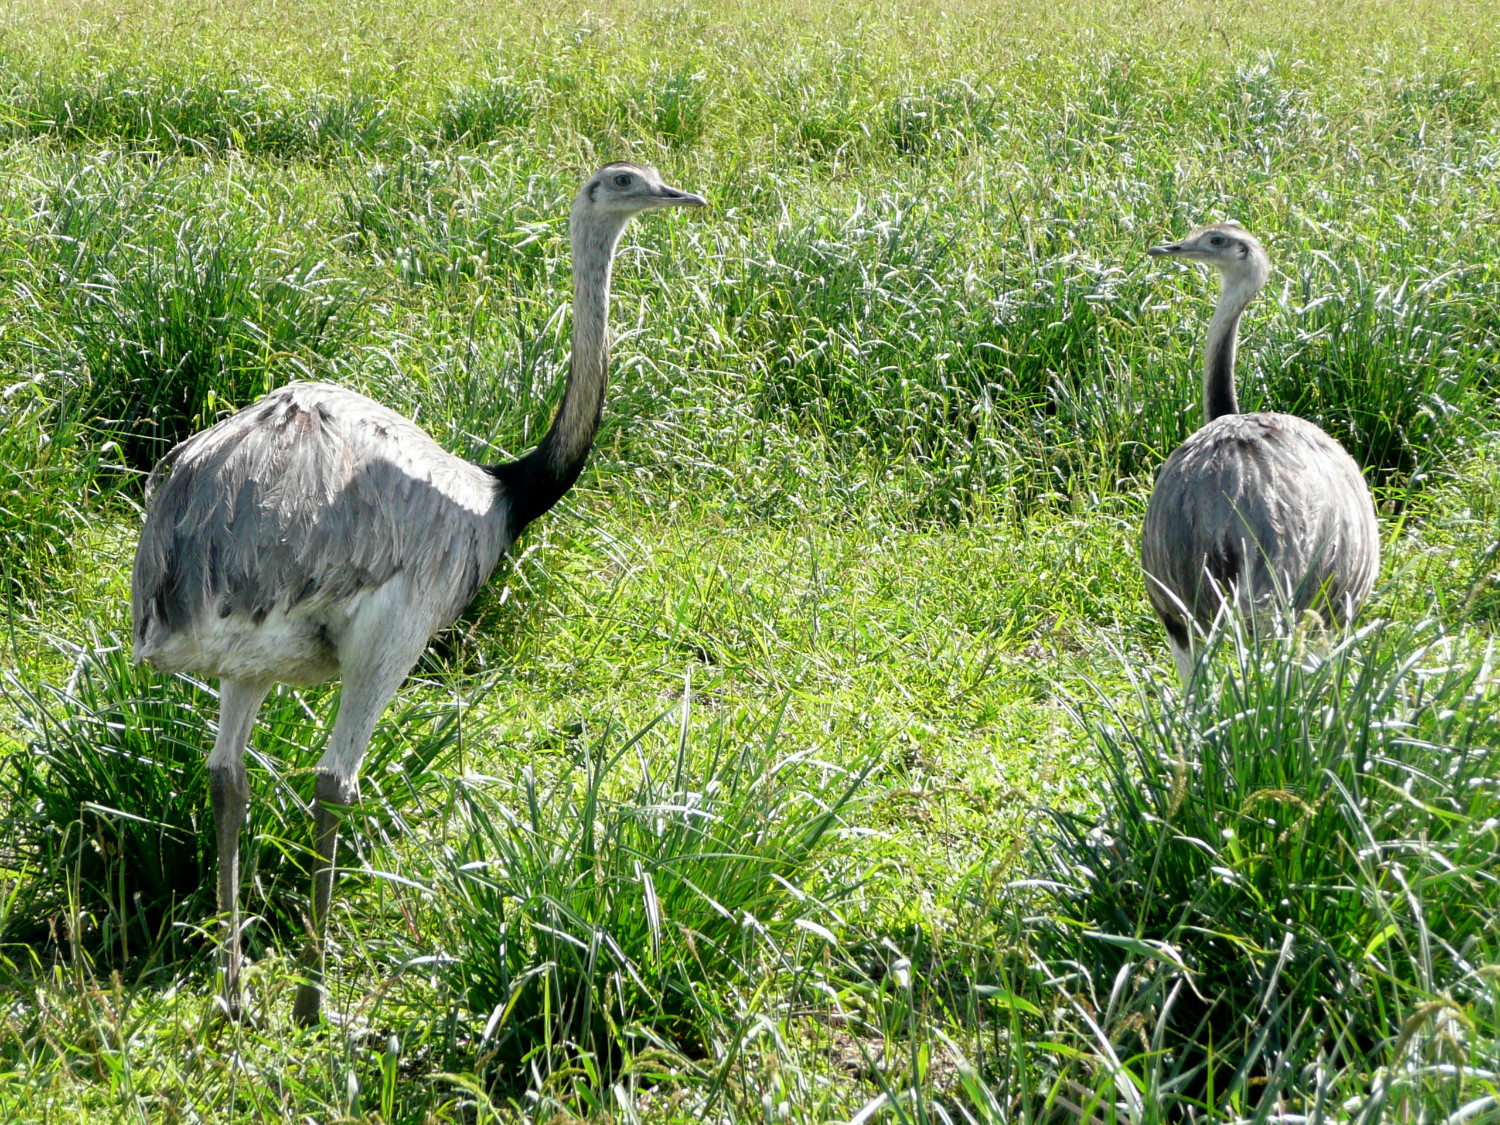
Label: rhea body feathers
xmin=1141 ymin=224 xmax=1380 ymax=684
xmin=132 ymin=382 xmax=512 ymax=685
xmin=129 ymin=162 xmax=705 ymax=1026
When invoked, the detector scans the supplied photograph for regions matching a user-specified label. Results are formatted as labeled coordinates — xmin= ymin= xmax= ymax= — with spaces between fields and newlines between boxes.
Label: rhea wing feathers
xmin=1141 ymin=412 xmax=1378 ymax=632
xmin=132 ymin=383 xmax=510 ymax=652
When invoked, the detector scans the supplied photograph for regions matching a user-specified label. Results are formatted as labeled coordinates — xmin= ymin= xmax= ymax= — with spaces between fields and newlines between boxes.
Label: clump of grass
xmin=0 ymin=380 xmax=88 ymax=612
xmin=955 ymin=255 xmax=1163 ymax=487
xmin=0 ymin=639 xmax=472 ymax=971
xmin=338 ymin=154 xmax=564 ymax=291
xmin=0 ymin=62 xmax=394 ymax=157
xmin=886 ymin=80 xmax=997 ymax=156
xmin=1023 ymin=620 xmax=1500 ymax=1110
xmin=1262 ymin=266 xmax=1499 ymax=487
xmin=430 ymin=686 xmax=875 ymax=1076
xmin=624 ymin=67 xmax=710 ymax=150
xmin=734 ymin=199 xmax=954 ymax=425
xmin=720 ymin=199 xmax=1171 ymax=514
xmin=432 ymin=69 xmax=537 ymax=146
xmin=773 ymin=52 xmax=878 ymax=164
xmin=1392 ymin=68 xmax=1500 ymax=130
xmin=28 ymin=156 xmax=362 ymax=473
xmin=1206 ymin=59 xmax=1325 ymax=162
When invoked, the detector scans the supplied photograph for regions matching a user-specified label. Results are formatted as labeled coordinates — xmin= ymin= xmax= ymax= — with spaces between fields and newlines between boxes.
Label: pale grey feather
xmin=1142 ymin=411 xmax=1380 ymax=636
xmin=132 ymin=381 xmax=511 ymax=675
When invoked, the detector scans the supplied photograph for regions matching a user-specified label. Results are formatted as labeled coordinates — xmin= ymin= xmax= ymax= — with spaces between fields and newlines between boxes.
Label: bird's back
xmin=132 ymin=382 xmax=511 ymax=683
xmin=1141 ymin=412 xmax=1379 ymax=638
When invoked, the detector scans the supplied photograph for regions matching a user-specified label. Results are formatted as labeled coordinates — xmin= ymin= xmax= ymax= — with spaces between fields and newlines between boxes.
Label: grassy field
xmin=0 ymin=0 xmax=1497 ymax=1120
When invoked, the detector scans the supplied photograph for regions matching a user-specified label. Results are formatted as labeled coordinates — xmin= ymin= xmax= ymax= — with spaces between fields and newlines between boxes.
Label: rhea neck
xmin=1202 ymin=270 xmax=1263 ymax=423
xmin=493 ymin=207 xmax=631 ymax=535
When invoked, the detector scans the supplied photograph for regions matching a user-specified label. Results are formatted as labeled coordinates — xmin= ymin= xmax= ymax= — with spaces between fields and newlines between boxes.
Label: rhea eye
xmin=613 ymin=173 xmax=633 ymax=188
xmin=1209 ymin=235 xmax=1226 ymax=246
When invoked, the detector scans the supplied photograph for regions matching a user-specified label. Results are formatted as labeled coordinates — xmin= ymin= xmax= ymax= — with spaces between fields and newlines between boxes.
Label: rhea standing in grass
xmin=131 ymin=163 xmax=706 ymax=1025
xmin=1140 ymin=224 xmax=1380 ymax=686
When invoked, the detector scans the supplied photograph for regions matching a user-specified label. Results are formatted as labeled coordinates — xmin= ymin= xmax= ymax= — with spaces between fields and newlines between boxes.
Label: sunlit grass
xmin=0 ymin=0 xmax=1496 ymax=1119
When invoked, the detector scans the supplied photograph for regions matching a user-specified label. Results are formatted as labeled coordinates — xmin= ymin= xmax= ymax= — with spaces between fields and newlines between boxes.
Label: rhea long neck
xmin=493 ymin=210 xmax=630 ymax=535
xmin=1202 ymin=271 xmax=1262 ymax=424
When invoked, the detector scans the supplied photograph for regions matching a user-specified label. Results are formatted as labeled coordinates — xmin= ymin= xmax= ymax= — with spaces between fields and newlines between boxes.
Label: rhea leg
xmin=1168 ymin=636 xmax=1195 ymax=689
xmin=292 ymin=649 xmax=421 ymax=1027
xmin=207 ymin=678 xmax=272 ymax=1018
xmin=1159 ymin=611 xmax=1197 ymax=691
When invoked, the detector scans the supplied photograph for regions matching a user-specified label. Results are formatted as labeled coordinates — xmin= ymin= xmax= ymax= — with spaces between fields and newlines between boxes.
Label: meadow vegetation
xmin=0 ymin=0 xmax=1496 ymax=1119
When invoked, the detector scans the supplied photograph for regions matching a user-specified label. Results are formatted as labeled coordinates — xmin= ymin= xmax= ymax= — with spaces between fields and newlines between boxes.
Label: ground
xmin=0 ymin=0 xmax=1497 ymax=1120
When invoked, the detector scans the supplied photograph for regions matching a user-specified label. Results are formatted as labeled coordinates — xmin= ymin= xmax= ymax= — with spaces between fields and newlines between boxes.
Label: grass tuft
xmin=625 ymin=67 xmax=710 ymax=150
xmin=25 ymin=156 xmax=362 ymax=472
xmin=1024 ymin=620 xmax=1500 ymax=1109
xmin=0 ymin=62 xmax=394 ymax=157
xmin=430 ymin=687 xmax=876 ymax=1077
xmin=887 ymin=81 xmax=997 ymax=156
xmin=433 ymin=69 xmax=538 ymax=146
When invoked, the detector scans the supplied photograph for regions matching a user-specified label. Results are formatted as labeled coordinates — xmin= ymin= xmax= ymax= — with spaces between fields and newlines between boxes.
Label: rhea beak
xmin=1148 ymin=242 xmax=1184 ymax=257
xmin=655 ymin=185 xmax=708 ymax=208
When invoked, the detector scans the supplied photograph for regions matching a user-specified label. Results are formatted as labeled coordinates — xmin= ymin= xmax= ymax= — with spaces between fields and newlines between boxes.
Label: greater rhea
xmin=1140 ymin=223 xmax=1380 ymax=686
xmin=131 ymin=163 xmax=705 ymax=1025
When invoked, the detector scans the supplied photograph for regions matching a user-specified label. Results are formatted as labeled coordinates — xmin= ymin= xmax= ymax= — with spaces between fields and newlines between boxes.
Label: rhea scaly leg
xmin=206 ymin=679 xmax=271 ymax=1019
xmin=1168 ymin=635 xmax=1195 ymax=690
xmin=292 ymin=770 xmax=359 ymax=1027
xmin=292 ymin=647 xmax=418 ymax=1027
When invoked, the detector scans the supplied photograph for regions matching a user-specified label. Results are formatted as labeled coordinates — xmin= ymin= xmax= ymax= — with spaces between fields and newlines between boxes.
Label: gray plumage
xmin=133 ymin=384 xmax=508 ymax=684
xmin=130 ymin=164 xmax=705 ymax=1025
xmin=1140 ymin=224 xmax=1380 ymax=685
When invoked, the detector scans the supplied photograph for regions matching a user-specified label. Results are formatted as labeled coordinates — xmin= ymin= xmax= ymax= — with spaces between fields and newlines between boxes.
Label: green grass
xmin=1025 ymin=619 xmax=1500 ymax=1109
xmin=26 ymin=153 xmax=365 ymax=472
xmin=0 ymin=0 xmax=1497 ymax=1119
xmin=430 ymin=690 xmax=876 ymax=1075
xmin=0 ymin=640 xmax=474 ymax=967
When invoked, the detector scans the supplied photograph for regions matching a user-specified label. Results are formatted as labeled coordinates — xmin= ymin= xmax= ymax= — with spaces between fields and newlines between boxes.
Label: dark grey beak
xmin=657 ymin=185 xmax=707 ymax=208
xmin=1147 ymin=242 xmax=1183 ymax=257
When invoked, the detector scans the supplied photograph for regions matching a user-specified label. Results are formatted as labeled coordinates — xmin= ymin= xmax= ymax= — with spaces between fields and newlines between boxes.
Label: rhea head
xmin=573 ymin=162 xmax=707 ymax=225
xmin=1148 ymin=222 xmax=1270 ymax=295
